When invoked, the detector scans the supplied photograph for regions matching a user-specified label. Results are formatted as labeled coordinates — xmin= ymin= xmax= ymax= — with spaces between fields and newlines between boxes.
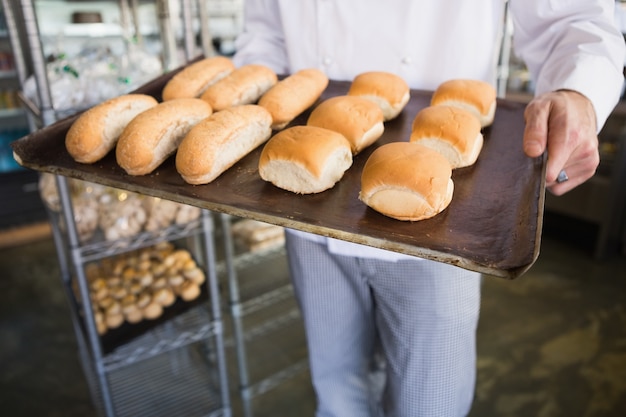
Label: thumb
xmin=522 ymin=98 xmax=550 ymax=158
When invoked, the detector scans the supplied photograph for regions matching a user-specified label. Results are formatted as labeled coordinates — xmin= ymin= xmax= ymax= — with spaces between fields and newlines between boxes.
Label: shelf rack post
xmin=56 ymin=174 xmax=118 ymax=417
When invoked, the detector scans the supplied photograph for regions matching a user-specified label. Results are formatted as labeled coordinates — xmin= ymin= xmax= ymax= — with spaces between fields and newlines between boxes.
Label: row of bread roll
xmin=66 ymin=56 xmax=332 ymax=186
xmin=65 ymin=57 xmax=231 ymax=167
xmin=163 ymin=59 xmax=329 ymax=130
xmin=65 ymin=57 xmax=273 ymax=174
xmin=259 ymin=71 xmax=410 ymax=194
xmin=359 ymin=78 xmax=497 ymax=221
xmin=85 ymin=243 xmax=205 ymax=335
xmin=174 ymin=68 xmax=330 ymax=184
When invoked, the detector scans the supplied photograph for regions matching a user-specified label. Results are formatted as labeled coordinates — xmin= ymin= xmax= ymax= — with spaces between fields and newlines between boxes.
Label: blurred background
xmin=0 ymin=1 xmax=625 ymax=417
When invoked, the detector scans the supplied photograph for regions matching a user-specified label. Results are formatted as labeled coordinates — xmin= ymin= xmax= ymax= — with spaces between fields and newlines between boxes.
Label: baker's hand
xmin=522 ymin=90 xmax=599 ymax=196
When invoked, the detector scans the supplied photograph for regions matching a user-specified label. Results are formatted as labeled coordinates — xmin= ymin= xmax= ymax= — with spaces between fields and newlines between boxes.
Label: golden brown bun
xmin=65 ymin=94 xmax=158 ymax=164
xmin=430 ymin=79 xmax=497 ymax=127
xmin=307 ymin=95 xmax=384 ymax=154
xmin=359 ymin=142 xmax=453 ymax=221
xmin=105 ymin=312 xmax=125 ymax=329
xmin=176 ymin=105 xmax=273 ymax=185
xmin=347 ymin=71 xmax=410 ymax=121
xmin=259 ymin=125 xmax=353 ymax=194
xmin=142 ymin=301 xmax=163 ymax=320
xmin=178 ymin=281 xmax=201 ymax=301
xmin=258 ymin=68 xmax=329 ymax=130
xmin=409 ymin=105 xmax=483 ymax=169
xmin=200 ymin=64 xmax=278 ymax=111
xmin=116 ymin=98 xmax=212 ymax=176
xmin=154 ymin=287 xmax=176 ymax=307
xmin=161 ymin=56 xmax=235 ymax=101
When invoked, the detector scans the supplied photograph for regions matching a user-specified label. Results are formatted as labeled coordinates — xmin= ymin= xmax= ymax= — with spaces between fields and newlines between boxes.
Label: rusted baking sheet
xmin=11 ymin=69 xmax=546 ymax=279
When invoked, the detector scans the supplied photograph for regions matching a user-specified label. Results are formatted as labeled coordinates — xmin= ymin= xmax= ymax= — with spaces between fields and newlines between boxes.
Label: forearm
xmin=510 ymin=0 xmax=625 ymax=131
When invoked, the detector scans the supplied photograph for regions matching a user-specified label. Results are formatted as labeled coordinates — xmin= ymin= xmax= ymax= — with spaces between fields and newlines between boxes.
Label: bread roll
xmin=347 ymin=71 xmax=410 ymax=121
xmin=430 ymin=79 xmax=497 ymax=127
xmin=258 ymin=68 xmax=329 ymax=130
xmin=259 ymin=125 xmax=353 ymax=194
xmin=154 ymin=287 xmax=176 ymax=307
xmin=200 ymin=64 xmax=278 ymax=111
xmin=179 ymin=281 xmax=201 ymax=301
xmin=359 ymin=142 xmax=453 ymax=221
xmin=161 ymin=56 xmax=235 ymax=101
xmin=176 ymin=105 xmax=273 ymax=185
xmin=142 ymin=301 xmax=163 ymax=320
xmin=409 ymin=105 xmax=483 ymax=169
xmin=116 ymin=98 xmax=212 ymax=176
xmin=307 ymin=95 xmax=384 ymax=154
xmin=65 ymin=94 xmax=158 ymax=163
xmin=105 ymin=312 xmax=125 ymax=329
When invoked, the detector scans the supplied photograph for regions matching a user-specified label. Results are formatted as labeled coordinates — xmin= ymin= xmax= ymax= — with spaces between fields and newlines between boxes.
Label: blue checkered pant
xmin=285 ymin=232 xmax=481 ymax=417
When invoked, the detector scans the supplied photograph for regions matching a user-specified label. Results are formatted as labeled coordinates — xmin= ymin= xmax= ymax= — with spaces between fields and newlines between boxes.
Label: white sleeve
xmin=509 ymin=0 xmax=625 ymax=130
xmin=232 ymin=0 xmax=290 ymax=74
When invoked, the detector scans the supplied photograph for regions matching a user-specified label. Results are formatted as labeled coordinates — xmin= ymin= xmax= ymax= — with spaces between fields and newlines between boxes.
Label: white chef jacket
xmin=233 ymin=0 xmax=626 ymax=261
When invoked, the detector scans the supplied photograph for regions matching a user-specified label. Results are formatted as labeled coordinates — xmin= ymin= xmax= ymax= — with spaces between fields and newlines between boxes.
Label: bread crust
xmin=258 ymin=125 xmax=353 ymax=194
xmin=115 ymin=98 xmax=212 ymax=176
xmin=347 ymin=71 xmax=410 ymax=120
xmin=409 ymin=105 xmax=483 ymax=169
xmin=65 ymin=94 xmax=159 ymax=163
xmin=307 ymin=95 xmax=384 ymax=154
xmin=200 ymin=64 xmax=278 ymax=111
xmin=259 ymin=68 xmax=329 ymax=130
xmin=161 ymin=56 xmax=235 ymax=101
xmin=430 ymin=79 xmax=497 ymax=127
xmin=176 ymin=105 xmax=273 ymax=185
xmin=359 ymin=142 xmax=453 ymax=221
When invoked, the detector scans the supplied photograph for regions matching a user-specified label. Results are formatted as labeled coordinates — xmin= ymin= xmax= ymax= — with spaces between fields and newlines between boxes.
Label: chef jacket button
xmin=401 ymin=56 xmax=413 ymax=64
xmin=323 ymin=57 xmax=333 ymax=66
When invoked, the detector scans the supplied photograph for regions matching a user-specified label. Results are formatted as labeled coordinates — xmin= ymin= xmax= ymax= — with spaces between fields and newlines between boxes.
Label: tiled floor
xmin=0 ymin=213 xmax=625 ymax=417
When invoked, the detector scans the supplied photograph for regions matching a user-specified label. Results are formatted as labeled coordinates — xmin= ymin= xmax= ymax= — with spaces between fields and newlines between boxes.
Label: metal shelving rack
xmin=218 ymin=214 xmax=309 ymax=417
xmin=2 ymin=1 xmax=231 ymax=416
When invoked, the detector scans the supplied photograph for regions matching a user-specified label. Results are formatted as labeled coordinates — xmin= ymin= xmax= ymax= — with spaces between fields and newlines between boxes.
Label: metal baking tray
xmin=11 ymin=69 xmax=546 ymax=279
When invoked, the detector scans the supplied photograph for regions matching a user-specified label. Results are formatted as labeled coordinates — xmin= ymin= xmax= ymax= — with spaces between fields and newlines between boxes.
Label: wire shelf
xmin=84 ymin=338 xmax=226 ymax=417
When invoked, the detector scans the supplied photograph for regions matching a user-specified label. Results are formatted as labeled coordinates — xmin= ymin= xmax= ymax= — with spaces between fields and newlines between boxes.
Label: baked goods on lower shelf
xmin=231 ymin=218 xmax=285 ymax=253
xmin=83 ymin=242 xmax=205 ymax=335
xmin=39 ymin=174 xmax=202 ymax=243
